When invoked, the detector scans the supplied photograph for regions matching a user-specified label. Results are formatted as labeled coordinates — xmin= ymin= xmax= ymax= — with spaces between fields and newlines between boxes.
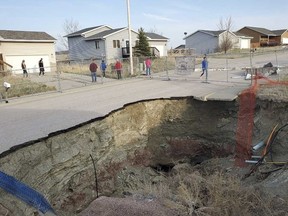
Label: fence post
xmin=165 ymin=56 xmax=170 ymax=80
xmin=57 ymin=71 xmax=62 ymax=93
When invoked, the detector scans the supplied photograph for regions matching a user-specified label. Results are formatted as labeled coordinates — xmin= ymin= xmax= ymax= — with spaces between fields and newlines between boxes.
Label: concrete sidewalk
xmin=0 ymin=75 xmax=251 ymax=154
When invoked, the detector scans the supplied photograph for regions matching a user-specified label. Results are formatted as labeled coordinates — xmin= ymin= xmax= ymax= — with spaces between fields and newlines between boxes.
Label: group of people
xmin=21 ymin=58 xmax=45 ymax=78
xmin=89 ymin=59 xmax=108 ymax=82
xmin=89 ymin=57 xmax=153 ymax=82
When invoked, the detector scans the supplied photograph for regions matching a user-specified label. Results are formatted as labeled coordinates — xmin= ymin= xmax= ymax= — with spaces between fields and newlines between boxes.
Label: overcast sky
xmin=1 ymin=0 xmax=287 ymax=50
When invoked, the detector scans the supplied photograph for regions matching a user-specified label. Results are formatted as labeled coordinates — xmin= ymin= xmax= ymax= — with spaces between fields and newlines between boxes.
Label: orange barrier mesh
xmin=235 ymin=73 xmax=288 ymax=167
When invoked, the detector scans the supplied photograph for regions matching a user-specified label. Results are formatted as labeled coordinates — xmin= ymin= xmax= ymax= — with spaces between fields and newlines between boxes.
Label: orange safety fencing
xmin=235 ymin=72 xmax=288 ymax=167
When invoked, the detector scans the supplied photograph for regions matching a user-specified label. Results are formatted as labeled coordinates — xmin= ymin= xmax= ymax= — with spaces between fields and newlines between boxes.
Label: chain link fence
xmin=1 ymin=49 xmax=288 ymax=102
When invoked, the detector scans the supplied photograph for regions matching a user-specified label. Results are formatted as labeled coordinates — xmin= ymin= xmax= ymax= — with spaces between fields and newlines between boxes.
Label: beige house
xmin=0 ymin=30 xmax=56 ymax=74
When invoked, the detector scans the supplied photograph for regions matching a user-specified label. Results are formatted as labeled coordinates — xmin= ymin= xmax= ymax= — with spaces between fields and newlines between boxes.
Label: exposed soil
xmin=0 ymin=92 xmax=288 ymax=215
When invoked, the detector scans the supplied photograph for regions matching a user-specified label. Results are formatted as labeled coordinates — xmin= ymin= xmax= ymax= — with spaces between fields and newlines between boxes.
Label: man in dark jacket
xmin=89 ymin=59 xmax=98 ymax=82
xmin=39 ymin=58 xmax=45 ymax=76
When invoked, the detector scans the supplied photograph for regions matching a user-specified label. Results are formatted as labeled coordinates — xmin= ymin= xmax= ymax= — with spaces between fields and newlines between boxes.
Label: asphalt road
xmin=0 ymin=50 xmax=287 ymax=154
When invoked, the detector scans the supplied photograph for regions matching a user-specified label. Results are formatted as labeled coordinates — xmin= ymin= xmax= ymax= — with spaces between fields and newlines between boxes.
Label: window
xmin=113 ymin=40 xmax=120 ymax=48
xmin=95 ymin=41 xmax=100 ymax=49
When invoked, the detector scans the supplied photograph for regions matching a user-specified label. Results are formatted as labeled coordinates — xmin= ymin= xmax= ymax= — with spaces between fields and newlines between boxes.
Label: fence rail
xmin=1 ymin=51 xmax=288 ymax=102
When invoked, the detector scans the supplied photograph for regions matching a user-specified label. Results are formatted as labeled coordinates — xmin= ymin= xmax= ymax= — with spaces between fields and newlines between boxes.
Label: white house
xmin=0 ymin=30 xmax=56 ymax=74
xmin=65 ymin=25 xmax=169 ymax=62
xmin=145 ymin=33 xmax=169 ymax=57
xmin=184 ymin=30 xmax=252 ymax=55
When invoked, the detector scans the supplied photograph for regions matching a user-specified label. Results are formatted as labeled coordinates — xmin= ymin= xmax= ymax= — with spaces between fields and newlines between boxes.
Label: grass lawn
xmin=0 ymin=74 xmax=56 ymax=99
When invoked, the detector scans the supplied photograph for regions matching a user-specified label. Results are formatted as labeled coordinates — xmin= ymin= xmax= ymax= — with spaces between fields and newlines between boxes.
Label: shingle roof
xmin=202 ymin=30 xmax=226 ymax=36
xmin=184 ymin=30 xmax=226 ymax=39
xmin=65 ymin=26 xmax=103 ymax=37
xmin=272 ymin=29 xmax=287 ymax=36
xmin=174 ymin=44 xmax=185 ymax=49
xmin=0 ymin=30 xmax=56 ymax=41
xmin=145 ymin=32 xmax=168 ymax=40
xmin=233 ymin=32 xmax=253 ymax=38
xmin=244 ymin=26 xmax=276 ymax=36
xmin=85 ymin=28 xmax=126 ymax=40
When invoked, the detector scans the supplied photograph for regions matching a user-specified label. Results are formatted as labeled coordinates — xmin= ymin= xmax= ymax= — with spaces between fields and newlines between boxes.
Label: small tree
xmin=134 ymin=27 xmax=151 ymax=57
xmin=57 ymin=18 xmax=80 ymax=51
xmin=217 ymin=17 xmax=234 ymax=54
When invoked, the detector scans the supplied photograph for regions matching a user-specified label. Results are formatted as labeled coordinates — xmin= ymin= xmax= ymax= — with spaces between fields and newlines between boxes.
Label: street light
xmin=126 ymin=0 xmax=134 ymax=75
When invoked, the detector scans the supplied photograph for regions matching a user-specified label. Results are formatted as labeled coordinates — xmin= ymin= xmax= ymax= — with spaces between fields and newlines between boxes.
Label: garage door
xmin=240 ymin=39 xmax=250 ymax=49
xmin=282 ymin=38 xmax=288 ymax=45
xmin=5 ymin=55 xmax=50 ymax=74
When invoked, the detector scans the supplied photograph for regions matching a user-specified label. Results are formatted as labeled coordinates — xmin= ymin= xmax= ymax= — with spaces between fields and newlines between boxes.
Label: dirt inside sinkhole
xmin=0 ymin=96 xmax=288 ymax=216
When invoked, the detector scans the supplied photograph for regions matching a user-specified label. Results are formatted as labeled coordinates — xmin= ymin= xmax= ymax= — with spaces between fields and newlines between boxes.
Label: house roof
xmin=174 ymin=44 xmax=185 ymax=49
xmin=0 ymin=30 xmax=56 ymax=41
xmin=233 ymin=32 xmax=253 ymax=38
xmin=85 ymin=28 xmax=127 ymax=40
xmin=272 ymin=29 xmax=287 ymax=36
xmin=200 ymin=30 xmax=225 ymax=36
xmin=65 ymin=26 xmax=104 ymax=37
xmin=241 ymin=26 xmax=276 ymax=36
xmin=145 ymin=32 xmax=168 ymax=40
xmin=184 ymin=30 xmax=225 ymax=39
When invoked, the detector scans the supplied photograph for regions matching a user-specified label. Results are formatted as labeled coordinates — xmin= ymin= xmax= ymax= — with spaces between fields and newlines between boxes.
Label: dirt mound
xmin=79 ymin=196 xmax=178 ymax=216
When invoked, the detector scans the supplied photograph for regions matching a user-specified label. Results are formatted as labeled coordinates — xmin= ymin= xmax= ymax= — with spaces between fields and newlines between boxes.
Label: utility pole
xmin=126 ymin=0 xmax=134 ymax=75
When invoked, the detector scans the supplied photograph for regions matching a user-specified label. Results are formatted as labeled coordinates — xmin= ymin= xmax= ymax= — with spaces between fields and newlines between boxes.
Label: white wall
xmin=1 ymin=41 xmax=56 ymax=73
xmin=105 ymin=29 xmax=138 ymax=61
xmin=5 ymin=55 xmax=50 ymax=74
xmin=148 ymin=40 xmax=168 ymax=57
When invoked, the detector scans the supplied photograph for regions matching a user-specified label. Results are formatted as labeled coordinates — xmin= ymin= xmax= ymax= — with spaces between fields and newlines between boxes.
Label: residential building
xmin=65 ymin=25 xmax=169 ymax=62
xmin=237 ymin=26 xmax=288 ymax=47
xmin=184 ymin=30 xmax=251 ymax=55
xmin=0 ymin=30 xmax=56 ymax=74
xmin=272 ymin=29 xmax=288 ymax=45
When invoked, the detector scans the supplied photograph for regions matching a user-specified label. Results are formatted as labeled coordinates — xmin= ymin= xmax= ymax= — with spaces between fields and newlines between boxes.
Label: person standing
xmin=100 ymin=60 xmax=107 ymax=78
xmin=89 ymin=59 xmax=98 ymax=82
xmin=115 ymin=59 xmax=122 ymax=79
xmin=21 ymin=60 xmax=28 ymax=78
xmin=200 ymin=56 xmax=208 ymax=78
xmin=145 ymin=57 xmax=152 ymax=77
xmin=38 ymin=58 xmax=45 ymax=76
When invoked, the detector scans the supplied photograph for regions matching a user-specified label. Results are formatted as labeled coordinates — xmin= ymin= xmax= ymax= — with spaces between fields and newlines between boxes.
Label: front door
xmin=126 ymin=40 xmax=130 ymax=54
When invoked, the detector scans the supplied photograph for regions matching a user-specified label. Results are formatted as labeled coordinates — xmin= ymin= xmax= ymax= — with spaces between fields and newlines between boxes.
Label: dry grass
xmin=117 ymin=165 xmax=287 ymax=216
xmin=0 ymin=74 xmax=56 ymax=98
xmin=57 ymin=57 xmax=176 ymax=78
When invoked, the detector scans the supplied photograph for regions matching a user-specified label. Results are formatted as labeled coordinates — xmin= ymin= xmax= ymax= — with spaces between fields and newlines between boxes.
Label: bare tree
xmin=217 ymin=17 xmax=234 ymax=54
xmin=57 ymin=18 xmax=80 ymax=50
xmin=148 ymin=26 xmax=163 ymax=35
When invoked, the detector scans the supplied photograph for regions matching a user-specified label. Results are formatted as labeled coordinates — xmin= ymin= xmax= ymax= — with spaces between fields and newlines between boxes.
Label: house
xmin=144 ymin=32 xmax=169 ymax=57
xmin=184 ymin=30 xmax=251 ymax=55
xmin=65 ymin=25 xmax=169 ymax=62
xmin=0 ymin=30 xmax=56 ymax=74
xmin=272 ymin=29 xmax=288 ymax=45
xmin=237 ymin=26 xmax=282 ymax=47
xmin=233 ymin=32 xmax=253 ymax=49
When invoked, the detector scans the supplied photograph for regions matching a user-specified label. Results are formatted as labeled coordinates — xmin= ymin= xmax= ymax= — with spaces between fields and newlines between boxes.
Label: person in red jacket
xmin=89 ymin=59 xmax=98 ymax=82
xmin=115 ymin=59 xmax=122 ymax=79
